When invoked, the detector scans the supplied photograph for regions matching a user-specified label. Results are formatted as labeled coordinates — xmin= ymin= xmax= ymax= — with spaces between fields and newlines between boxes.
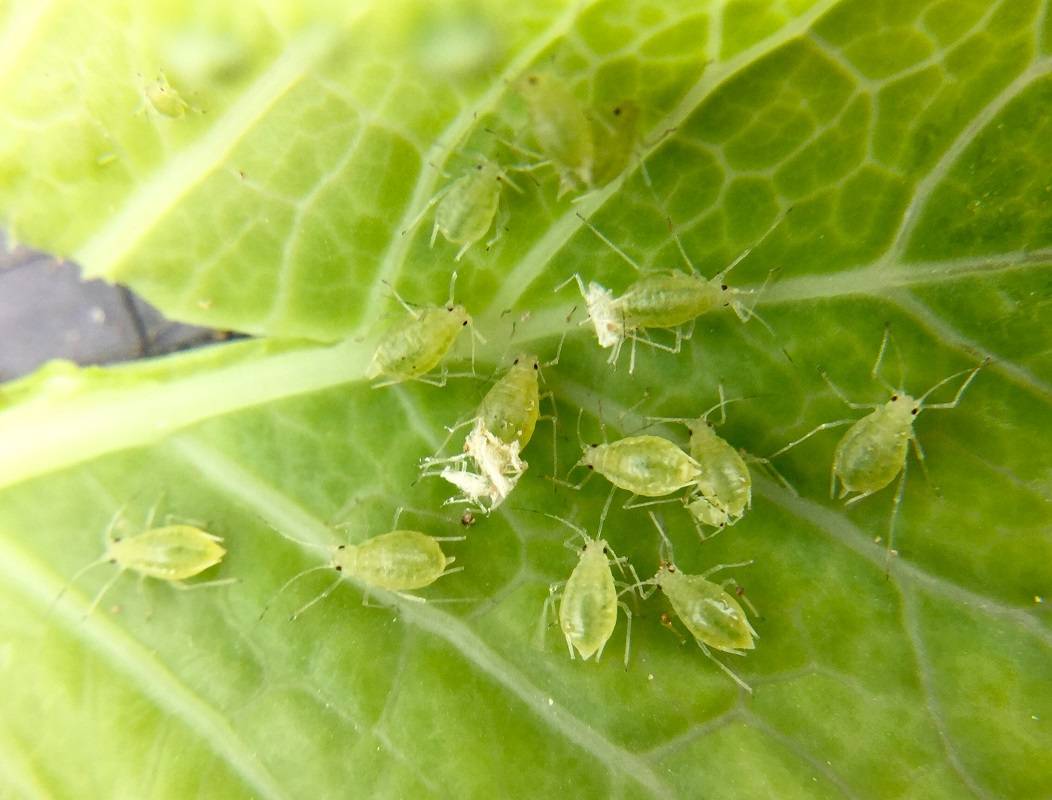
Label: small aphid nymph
xmin=770 ymin=329 xmax=987 ymax=561
xmin=367 ymin=271 xmax=481 ymax=387
xmin=145 ymin=72 xmax=190 ymax=118
xmin=536 ymin=511 xmax=637 ymax=667
xmin=517 ymin=72 xmax=594 ymax=197
xmin=559 ymin=210 xmax=784 ymax=373
xmin=261 ymin=510 xmax=463 ymax=619
xmin=404 ymin=159 xmax=527 ymax=260
xmin=54 ymin=503 xmax=233 ymax=617
xmin=639 ymin=513 xmax=757 ymax=692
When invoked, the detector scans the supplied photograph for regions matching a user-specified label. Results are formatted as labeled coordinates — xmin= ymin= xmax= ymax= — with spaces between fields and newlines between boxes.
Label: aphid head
xmin=446 ymin=303 xmax=471 ymax=328
xmin=886 ymin=392 xmax=919 ymax=419
xmin=510 ymin=353 xmax=540 ymax=372
xmin=574 ymin=443 xmax=601 ymax=471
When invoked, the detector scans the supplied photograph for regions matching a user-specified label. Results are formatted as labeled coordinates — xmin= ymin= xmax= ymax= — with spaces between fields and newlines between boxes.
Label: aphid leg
xmin=821 ymin=371 xmax=882 ymax=410
xmin=484 ymin=200 xmax=510 ymax=252
xmin=768 ymin=419 xmax=856 ymax=459
xmin=575 ymin=212 xmax=645 ymax=273
xmin=48 ymin=556 xmax=110 ymax=615
xmin=170 ymin=577 xmax=238 ymax=591
xmin=143 ymin=496 xmax=162 ymax=530
xmin=910 ymin=435 xmax=934 ymax=491
xmin=137 ymin=573 xmax=153 ymax=620
xmin=884 ymin=457 xmax=909 ymax=574
xmin=289 ymin=576 xmax=345 ymax=621
xmin=623 ymin=495 xmax=682 ymax=512
xmin=698 ymin=641 xmax=752 ymax=694
xmin=401 ymin=184 xmax=452 ymax=240
xmin=843 ymin=487 xmax=877 ymax=506
xmin=618 ymin=601 xmax=634 ymax=669
xmin=84 ymin=569 xmax=126 ymax=618
xmin=534 ymin=581 xmax=566 ymax=651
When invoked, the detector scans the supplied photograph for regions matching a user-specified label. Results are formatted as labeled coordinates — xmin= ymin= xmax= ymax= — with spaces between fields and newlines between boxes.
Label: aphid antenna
xmin=735 ymin=268 xmax=780 ymax=335
xmin=647 ymin=511 xmax=676 ymax=564
xmin=870 ymin=324 xmax=903 ymax=393
xmin=574 ymin=212 xmax=645 ymax=273
xmin=101 ymin=503 xmax=128 ymax=546
xmin=380 ymin=279 xmax=420 ymax=317
xmin=713 ymin=208 xmax=791 ymax=284
xmin=253 ymin=513 xmax=332 ymax=553
xmin=47 ymin=556 xmax=113 ymax=617
xmin=701 ymin=560 xmax=754 ymax=580
xmin=258 ymin=565 xmax=333 ymax=621
xmin=915 ymin=358 xmax=987 ymax=410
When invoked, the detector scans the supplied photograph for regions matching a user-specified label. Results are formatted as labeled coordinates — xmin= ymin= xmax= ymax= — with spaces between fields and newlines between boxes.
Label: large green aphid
xmin=640 ymin=514 xmax=758 ymax=693
xmin=53 ymin=504 xmax=233 ymax=617
xmin=536 ymin=512 xmax=638 ymax=668
xmin=366 ymin=271 xmax=481 ymax=387
xmin=771 ymin=329 xmax=987 ymax=561
xmin=260 ymin=510 xmax=463 ymax=620
xmin=560 ymin=211 xmax=783 ymax=373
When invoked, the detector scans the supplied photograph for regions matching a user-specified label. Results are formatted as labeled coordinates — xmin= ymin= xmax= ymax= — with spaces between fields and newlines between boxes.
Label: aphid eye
xmin=335 ymin=565 xmax=343 ymax=572
xmin=337 ymin=544 xmax=345 ymax=550
xmin=109 ymin=558 xmax=117 ymax=564
xmin=911 ymin=408 xmax=919 ymax=415
xmin=513 ymin=358 xmax=519 ymax=365
xmin=602 ymin=546 xmax=609 ymax=554
xmin=527 ymin=75 xmax=538 ymax=85
xmin=891 ymin=394 xmax=898 ymax=401
xmin=462 ymin=320 xmax=468 ymax=327
xmin=589 ymin=443 xmax=598 ymax=448
xmin=586 ymin=464 xmax=594 ymax=470
xmin=447 ymin=305 xmax=455 ymax=312
xmin=533 ymin=362 xmax=539 ymax=370
xmin=667 ymin=564 xmax=676 ymax=573
xmin=721 ymin=284 xmax=728 ymax=291
xmin=613 ymin=106 xmax=622 ymax=116
xmin=476 ymin=164 xmax=483 ymax=171
xmin=113 ymin=536 xmax=122 ymax=542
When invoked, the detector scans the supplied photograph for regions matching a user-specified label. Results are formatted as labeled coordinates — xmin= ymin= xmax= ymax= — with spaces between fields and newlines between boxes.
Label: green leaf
xmin=2 ymin=1 xmax=1051 ymax=798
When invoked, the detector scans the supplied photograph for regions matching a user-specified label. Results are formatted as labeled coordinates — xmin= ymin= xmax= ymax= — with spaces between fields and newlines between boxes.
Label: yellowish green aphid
xmin=770 ymin=328 xmax=987 ymax=562
xmin=648 ymin=386 xmax=759 ymax=535
xmin=560 ymin=211 xmax=783 ymax=373
xmin=640 ymin=513 xmax=757 ymax=692
xmin=366 ymin=271 xmax=480 ymax=387
xmin=145 ymin=72 xmax=190 ymax=118
xmin=420 ymin=350 xmax=559 ymax=512
xmin=516 ymin=71 xmax=594 ymax=197
xmin=404 ymin=160 xmax=525 ymax=261
xmin=54 ymin=503 xmax=232 ymax=617
xmin=260 ymin=509 xmax=463 ymax=620
xmin=536 ymin=511 xmax=638 ymax=667
xmin=576 ymin=435 xmax=702 ymax=499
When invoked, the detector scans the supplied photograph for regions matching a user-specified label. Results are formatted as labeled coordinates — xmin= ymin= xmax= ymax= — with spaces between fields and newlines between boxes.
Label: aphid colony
xmin=58 ymin=69 xmax=987 ymax=695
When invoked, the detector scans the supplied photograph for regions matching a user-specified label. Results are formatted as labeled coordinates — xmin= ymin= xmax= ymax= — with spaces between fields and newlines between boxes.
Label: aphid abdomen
xmin=833 ymin=410 xmax=911 ymax=495
xmin=619 ymin=273 xmax=719 ymax=329
xmin=662 ymin=572 xmax=755 ymax=652
xmin=109 ymin=526 xmax=225 ymax=581
xmin=343 ymin=530 xmax=448 ymax=591
xmin=691 ymin=433 xmax=751 ymax=519
xmin=591 ymin=436 xmax=700 ymax=496
xmin=367 ymin=307 xmax=467 ymax=380
xmin=519 ymin=73 xmax=594 ymax=189
xmin=477 ymin=358 xmax=540 ymax=447
xmin=435 ymin=170 xmax=501 ymax=246
xmin=559 ymin=547 xmax=618 ymax=660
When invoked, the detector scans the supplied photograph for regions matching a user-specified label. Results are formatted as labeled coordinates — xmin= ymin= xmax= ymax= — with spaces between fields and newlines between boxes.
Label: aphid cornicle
xmin=640 ymin=513 xmax=757 ymax=692
xmin=366 ymin=271 xmax=479 ymax=387
xmin=770 ymin=328 xmax=987 ymax=560
xmin=516 ymin=72 xmax=594 ymax=197
xmin=261 ymin=512 xmax=463 ymax=619
xmin=404 ymin=160 xmax=524 ymax=261
xmin=559 ymin=210 xmax=783 ymax=373
xmin=536 ymin=512 xmax=637 ymax=668
xmin=54 ymin=504 xmax=233 ymax=617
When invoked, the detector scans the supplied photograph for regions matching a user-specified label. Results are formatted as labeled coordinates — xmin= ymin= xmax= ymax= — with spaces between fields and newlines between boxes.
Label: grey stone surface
xmin=0 ymin=240 xmax=238 ymax=382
